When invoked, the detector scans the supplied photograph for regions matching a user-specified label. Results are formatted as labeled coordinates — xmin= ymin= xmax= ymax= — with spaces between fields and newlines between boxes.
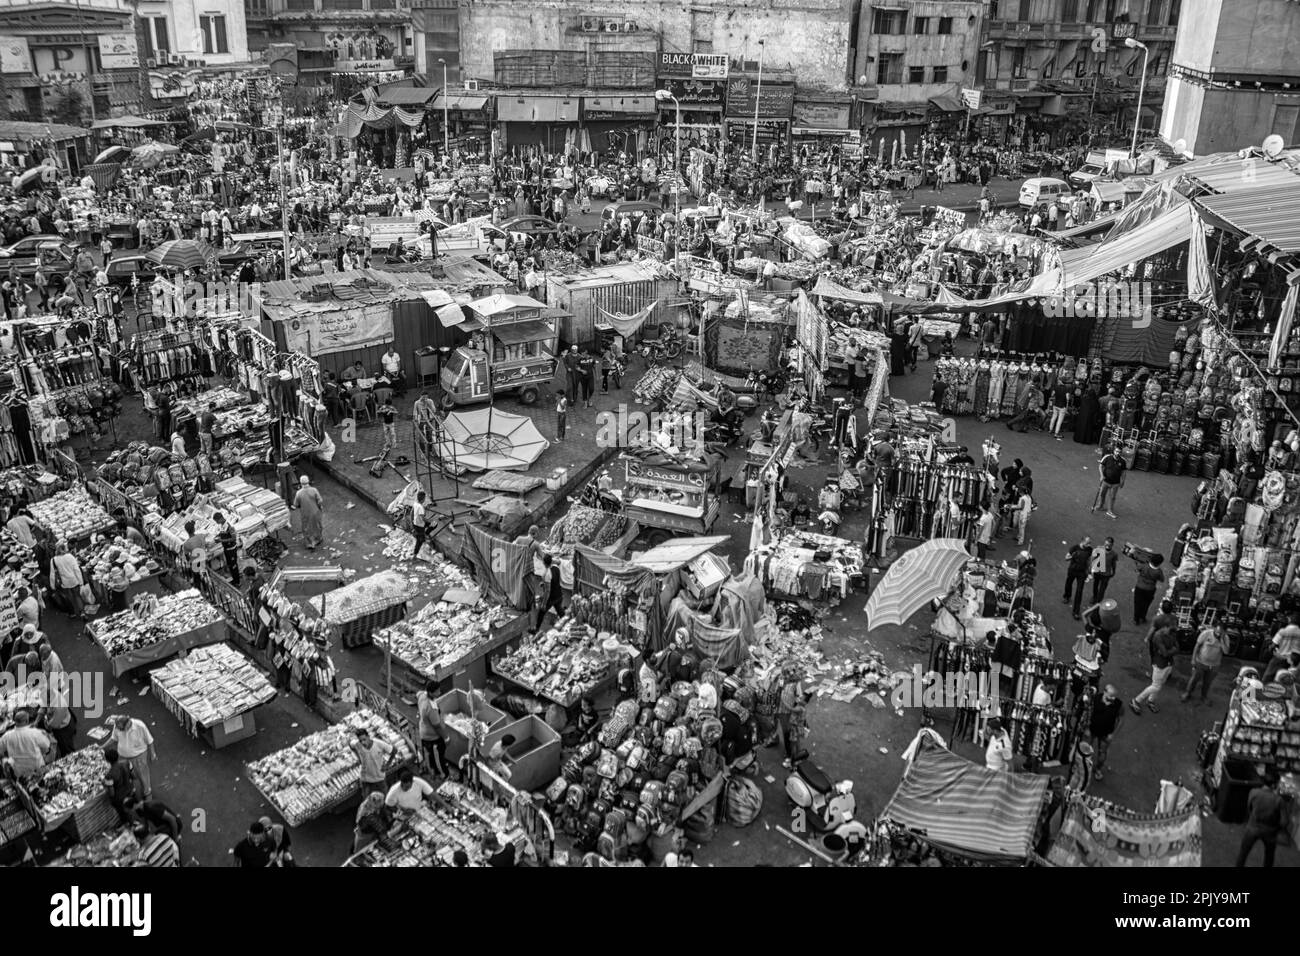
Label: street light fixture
xmin=1124 ymin=37 xmax=1149 ymax=160
xmin=437 ymin=58 xmax=449 ymax=161
xmin=654 ymin=88 xmax=682 ymax=226
xmin=752 ymin=39 xmax=765 ymax=163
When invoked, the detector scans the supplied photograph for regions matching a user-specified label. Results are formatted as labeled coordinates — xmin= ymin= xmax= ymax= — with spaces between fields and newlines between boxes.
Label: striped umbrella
xmin=863 ymin=538 xmax=972 ymax=630
xmin=144 ymin=239 xmax=217 ymax=271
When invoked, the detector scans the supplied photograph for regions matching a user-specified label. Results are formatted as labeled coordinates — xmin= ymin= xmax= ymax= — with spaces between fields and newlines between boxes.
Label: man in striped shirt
xmin=137 ymin=830 xmax=180 ymax=867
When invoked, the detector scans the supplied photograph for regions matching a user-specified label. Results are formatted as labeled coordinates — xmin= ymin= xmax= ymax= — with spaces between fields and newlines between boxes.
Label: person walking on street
xmin=1087 ymin=684 xmax=1124 ymax=781
xmin=199 ymin=402 xmax=218 ymax=457
xmin=1015 ymin=489 xmax=1033 ymax=546
xmin=213 ymin=512 xmax=240 ymax=586
xmin=1130 ymin=553 xmax=1166 ymax=624
xmin=778 ymin=670 xmax=811 ymax=769
xmin=975 ymin=504 xmax=995 ymax=559
xmin=410 ymin=490 xmax=429 ymax=559
xmin=535 ymin=553 xmax=564 ymax=633
xmin=109 ymin=715 xmax=157 ymax=798
xmin=292 ymin=476 xmax=325 ymax=549
xmin=906 ymin=318 xmax=924 ymax=372
xmin=1048 ymin=378 xmax=1070 ymax=440
xmin=1236 ymin=776 xmax=1284 ymax=867
xmin=1090 ymin=537 xmax=1117 ymax=602
xmin=1182 ymin=621 xmax=1226 ymax=703
xmin=554 ymin=391 xmax=568 ymax=443
xmin=1131 ymin=624 xmax=1179 ymax=715
xmin=563 ymin=345 xmax=581 ymax=404
xmin=578 ymin=348 xmax=597 ymax=407
xmin=1093 ymin=443 xmax=1126 ymax=517
xmin=50 ymin=540 xmax=86 ymax=618
xmin=1063 ymin=535 xmax=1092 ymax=619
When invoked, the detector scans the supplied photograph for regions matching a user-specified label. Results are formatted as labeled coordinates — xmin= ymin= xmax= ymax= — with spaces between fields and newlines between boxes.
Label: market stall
xmin=15 ymin=747 xmax=117 ymax=843
xmin=26 ymin=486 xmax=118 ymax=545
xmin=492 ymin=616 xmax=631 ymax=710
xmin=745 ymin=528 xmax=865 ymax=605
xmin=373 ymin=594 xmax=526 ymax=696
xmin=876 ymin=736 xmax=1049 ymax=865
xmin=246 ymin=708 xmax=416 ymax=827
xmin=304 ymin=569 xmax=417 ymax=649
xmin=151 ymin=643 xmax=277 ymax=749
xmin=1204 ymin=685 xmax=1300 ymax=823
xmin=86 ymin=588 xmax=227 ymax=677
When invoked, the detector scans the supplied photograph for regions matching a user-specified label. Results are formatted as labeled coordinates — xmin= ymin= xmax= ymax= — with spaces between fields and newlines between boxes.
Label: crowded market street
xmin=2 ymin=2 xmax=1300 ymax=885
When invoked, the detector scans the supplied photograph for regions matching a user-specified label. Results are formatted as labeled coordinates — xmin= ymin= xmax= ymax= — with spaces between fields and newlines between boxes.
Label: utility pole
xmin=751 ymin=39 xmax=765 ymax=162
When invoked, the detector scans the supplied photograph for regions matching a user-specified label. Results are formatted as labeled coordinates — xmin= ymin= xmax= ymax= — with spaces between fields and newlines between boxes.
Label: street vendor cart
xmin=439 ymin=293 xmax=558 ymax=408
xmin=620 ymin=452 xmax=722 ymax=544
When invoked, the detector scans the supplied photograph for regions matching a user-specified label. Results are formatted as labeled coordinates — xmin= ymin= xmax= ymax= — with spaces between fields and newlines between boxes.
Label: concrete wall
xmin=1187 ymin=0 xmax=1300 ymax=73
xmin=459 ymin=0 xmax=855 ymax=91
xmin=1164 ymin=82 xmax=1300 ymax=154
xmin=137 ymin=0 xmax=249 ymax=64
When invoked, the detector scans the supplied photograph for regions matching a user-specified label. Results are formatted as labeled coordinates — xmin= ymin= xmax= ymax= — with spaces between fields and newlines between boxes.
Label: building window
xmin=246 ymin=0 xmax=269 ymax=14
xmin=932 ymin=65 xmax=948 ymax=82
xmin=199 ymin=15 xmax=229 ymax=55
xmin=1152 ymin=52 xmax=1167 ymax=75
xmin=989 ymin=0 xmax=1000 ymax=17
xmin=872 ymin=9 xmax=905 ymax=34
xmin=1076 ymin=58 xmax=1089 ymax=77
xmin=1062 ymin=0 xmax=1079 ymax=19
xmin=908 ymin=65 xmax=926 ymax=84
xmin=1169 ymin=0 xmax=1180 ymax=24
xmin=938 ymin=17 xmax=953 ymax=34
xmin=142 ymin=17 xmax=170 ymax=59
xmin=877 ymin=53 xmax=904 ymax=84
xmin=1042 ymin=57 xmax=1055 ymax=78
xmin=1019 ymin=0 xmax=1031 ymax=20
xmin=1146 ymin=0 xmax=1163 ymax=24
xmin=1011 ymin=48 xmax=1025 ymax=78
xmin=913 ymin=16 xmax=930 ymax=34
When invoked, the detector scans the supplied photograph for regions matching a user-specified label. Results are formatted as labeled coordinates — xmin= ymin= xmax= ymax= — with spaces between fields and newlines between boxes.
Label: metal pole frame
xmin=751 ymin=41 xmax=765 ymax=163
xmin=1129 ymin=46 xmax=1149 ymax=160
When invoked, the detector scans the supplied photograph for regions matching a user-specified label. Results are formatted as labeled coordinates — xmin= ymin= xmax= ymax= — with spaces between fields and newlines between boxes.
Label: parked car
xmin=9 ymin=241 xmax=75 ymax=281
xmin=0 ymin=233 xmax=64 ymax=260
xmin=103 ymin=252 xmax=162 ymax=288
xmin=600 ymin=201 xmax=663 ymax=225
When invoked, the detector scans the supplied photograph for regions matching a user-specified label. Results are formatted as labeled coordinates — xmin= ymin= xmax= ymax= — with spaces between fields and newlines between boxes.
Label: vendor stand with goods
xmin=1201 ymin=677 xmax=1300 ymax=827
xmin=86 ymin=588 xmax=226 ymax=677
xmin=304 ymin=569 xmax=417 ymax=650
xmin=151 ymin=643 xmax=277 ymax=749
xmin=493 ymin=614 xmax=634 ymax=711
xmin=14 ymin=747 xmax=119 ymax=845
xmin=619 ymin=448 xmax=722 ymax=542
xmin=26 ymin=486 xmax=118 ymax=545
xmin=246 ymin=709 xmax=416 ymax=827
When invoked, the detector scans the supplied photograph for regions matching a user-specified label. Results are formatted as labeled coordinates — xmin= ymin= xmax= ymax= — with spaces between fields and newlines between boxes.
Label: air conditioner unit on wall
xmin=623 ymin=21 xmax=637 ymax=33
xmin=145 ymin=57 xmax=157 ymax=68
xmin=464 ymin=79 xmax=479 ymax=91
xmin=605 ymin=20 xmax=621 ymax=33
xmin=168 ymin=53 xmax=183 ymax=65
xmin=581 ymin=17 xmax=599 ymax=32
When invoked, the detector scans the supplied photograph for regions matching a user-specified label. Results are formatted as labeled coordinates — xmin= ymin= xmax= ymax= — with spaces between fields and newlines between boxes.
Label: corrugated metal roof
xmin=431 ymin=92 xmax=488 ymax=111
xmin=1196 ymin=185 xmax=1300 ymax=254
xmin=378 ymin=87 xmax=439 ymax=107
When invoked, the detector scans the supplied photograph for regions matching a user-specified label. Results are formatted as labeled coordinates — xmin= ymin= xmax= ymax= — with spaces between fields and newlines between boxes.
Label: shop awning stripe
xmin=1195 ymin=186 xmax=1300 ymax=254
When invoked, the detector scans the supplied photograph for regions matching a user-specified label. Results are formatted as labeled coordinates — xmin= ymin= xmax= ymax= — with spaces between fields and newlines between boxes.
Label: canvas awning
xmin=1196 ymin=184 xmax=1300 ymax=255
xmin=469 ymin=292 xmax=546 ymax=316
xmin=1057 ymin=199 xmax=1196 ymax=287
xmin=928 ymin=93 xmax=966 ymax=113
xmin=377 ymin=87 xmax=438 ymax=107
xmin=91 ymin=116 xmax=167 ymax=130
xmin=630 ymin=535 xmax=730 ymax=574
xmin=880 ymin=738 xmax=1048 ymax=860
xmin=490 ymin=320 xmax=554 ymax=346
xmin=812 ymin=275 xmax=882 ymax=305
xmin=1090 ymin=180 xmax=1138 ymax=204
xmin=431 ymin=92 xmax=488 ymax=112
xmin=496 ymin=96 xmax=578 ymax=123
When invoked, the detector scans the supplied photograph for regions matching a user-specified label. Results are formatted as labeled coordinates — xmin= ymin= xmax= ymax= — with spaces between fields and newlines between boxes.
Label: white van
xmin=1019 ymin=177 xmax=1071 ymax=208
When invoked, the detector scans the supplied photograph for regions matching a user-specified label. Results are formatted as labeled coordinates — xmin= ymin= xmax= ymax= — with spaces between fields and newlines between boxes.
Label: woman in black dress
xmin=1073 ymin=385 xmax=1102 ymax=445
xmin=889 ymin=321 xmax=908 ymax=376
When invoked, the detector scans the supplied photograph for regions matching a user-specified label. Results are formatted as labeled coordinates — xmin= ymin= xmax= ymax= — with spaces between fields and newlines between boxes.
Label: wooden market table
xmin=379 ymin=609 xmax=530 ymax=699
xmin=87 ymin=618 xmax=228 ymax=678
xmin=150 ymin=644 xmax=277 ymax=750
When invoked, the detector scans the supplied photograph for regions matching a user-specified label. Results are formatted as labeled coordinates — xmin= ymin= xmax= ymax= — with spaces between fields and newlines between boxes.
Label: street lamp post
xmin=437 ymin=57 xmax=449 ymax=161
xmin=751 ymin=39 xmax=765 ymax=162
xmin=654 ymin=89 xmax=681 ymax=225
xmin=1124 ymin=38 xmax=1149 ymax=159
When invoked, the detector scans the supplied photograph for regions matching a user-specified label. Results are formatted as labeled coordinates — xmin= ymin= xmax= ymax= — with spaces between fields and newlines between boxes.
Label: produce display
xmin=245 ymin=709 xmax=415 ymax=826
xmin=633 ymin=365 xmax=681 ymax=405
xmin=346 ymin=784 xmax=524 ymax=868
xmin=374 ymin=599 xmax=511 ymax=681
xmin=492 ymin=617 xmax=612 ymax=707
xmin=27 ymin=486 xmax=116 ymax=541
xmin=306 ymin=570 xmax=417 ymax=625
xmin=151 ymin=643 xmax=276 ymax=730
xmin=88 ymin=588 xmax=223 ymax=658
xmin=24 ymin=747 xmax=110 ymax=821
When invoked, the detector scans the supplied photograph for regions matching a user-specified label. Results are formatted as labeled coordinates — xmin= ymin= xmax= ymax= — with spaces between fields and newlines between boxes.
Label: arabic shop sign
xmin=657 ymin=77 xmax=726 ymax=108
xmin=725 ymin=77 xmax=794 ymax=119
xmin=658 ymin=51 xmax=730 ymax=79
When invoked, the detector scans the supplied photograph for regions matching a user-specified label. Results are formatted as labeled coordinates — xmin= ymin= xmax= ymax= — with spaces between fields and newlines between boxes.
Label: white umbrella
xmin=878 ymin=138 xmax=885 ymax=164
xmin=900 ymin=130 xmax=907 ymax=163
xmin=864 ymin=538 xmax=973 ymax=630
xmin=433 ymin=407 xmax=549 ymax=472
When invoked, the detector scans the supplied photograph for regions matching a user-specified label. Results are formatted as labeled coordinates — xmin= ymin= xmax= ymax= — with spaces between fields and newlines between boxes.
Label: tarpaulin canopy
xmin=432 ymin=92 xmax=489 ymax=112
xmin=1045 ymin=796 xmax=1201 ymax=867
xmin=573 ymin=544 xmax=667 ymax=649
xmin=91 ymin=115 xmax=166 ymax=129
xmin=880 ymin=737 xmax=1049 ymax=860
xmin=664 ymin=596 xmax=746 ymax=669
xmin=928 ymin=93 xmax=966 ymax=113
xmin=631 ymin=535 xmax=729 ymax=574
xmin=812 ymin=275 xmax=882 ymax=305
xmin=595 ymin=299 xmax=658 ymax=337
xmin=460 ymin=524 xmax=530 ymax=610
xmin=339 ymin=103 xmax=426 ymax=139
xmin=1056 ymin=199 xmax=1195 ymax=287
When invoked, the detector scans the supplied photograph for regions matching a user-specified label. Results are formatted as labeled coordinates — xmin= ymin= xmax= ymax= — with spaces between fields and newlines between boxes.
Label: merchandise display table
xmin=151 ymin=643 xmax=277 ymax=749
xmin=86 ymin=589 xmax=227 ymax=677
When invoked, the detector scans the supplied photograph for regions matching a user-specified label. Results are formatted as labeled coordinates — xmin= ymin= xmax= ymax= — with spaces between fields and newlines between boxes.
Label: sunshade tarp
xmin=1046 ymin=798 xmax=1201 ymax=867
xmin=631 ymin=535 xmax=729 ymax=574
xmin=812 ymin=275 xmax=882 ymax=305
xmin=461 ymin=524 xmax=530 ymax=610
xmin=664 ymin=596 xmax=746 ymax=669
xmin=880 ymin=737 xmax=1048 ymax=860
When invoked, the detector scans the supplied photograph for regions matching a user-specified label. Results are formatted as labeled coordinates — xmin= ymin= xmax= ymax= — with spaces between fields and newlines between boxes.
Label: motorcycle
xmin=785 ymin=752 xmax=857 ymax=833
xmin=639 ymin=337 xmax=681 ymax=366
